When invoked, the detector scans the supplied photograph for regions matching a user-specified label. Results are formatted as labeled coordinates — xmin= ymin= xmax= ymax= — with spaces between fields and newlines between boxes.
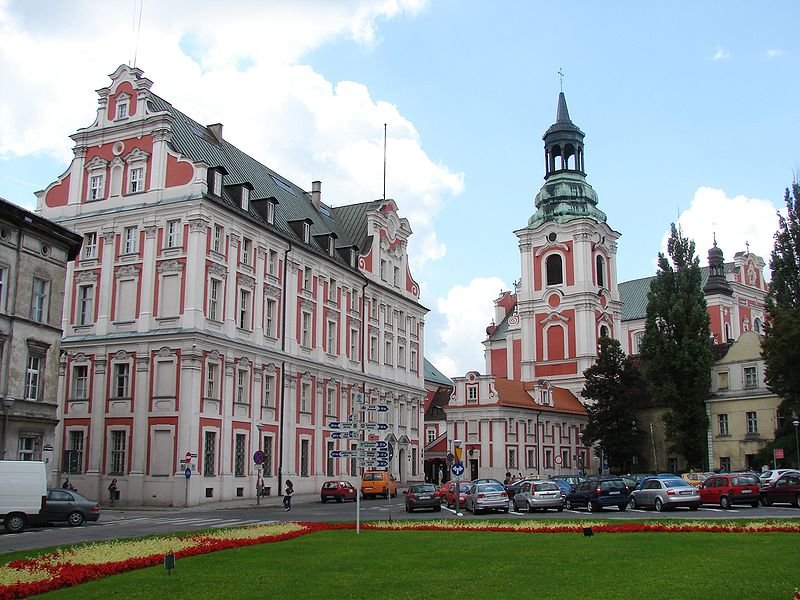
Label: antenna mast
xmin=383 ymin=123 xmax=387 ymax=202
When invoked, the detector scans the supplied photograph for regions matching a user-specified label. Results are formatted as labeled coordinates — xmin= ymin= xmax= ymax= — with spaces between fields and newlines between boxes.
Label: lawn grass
xmin=38 ymin=528 xmax=799 ymax=599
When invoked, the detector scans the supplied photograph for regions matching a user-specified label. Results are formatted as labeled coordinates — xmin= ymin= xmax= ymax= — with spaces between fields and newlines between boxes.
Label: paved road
xmin=2 ymin=496 xmax=798 ymax=554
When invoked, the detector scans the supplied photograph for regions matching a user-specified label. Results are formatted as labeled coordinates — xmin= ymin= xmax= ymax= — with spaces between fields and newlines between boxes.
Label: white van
xmin=0 ymin=460 xmax=48 ymax=533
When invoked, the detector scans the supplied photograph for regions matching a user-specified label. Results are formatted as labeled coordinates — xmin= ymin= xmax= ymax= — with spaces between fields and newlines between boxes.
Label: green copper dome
xmin=528 ymin=171 xmax=606 ymax=228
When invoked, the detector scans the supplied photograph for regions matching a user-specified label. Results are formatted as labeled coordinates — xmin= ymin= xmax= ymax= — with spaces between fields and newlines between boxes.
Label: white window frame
xmin=746 ymin=411 xmax=758 ymax=434
xmin=268 ymin=249 xmax=278 ymax=276
xmin=90 ymin=174 xmax=105 ymax=201
xmin=398 ymin=344 xmax=406 ymax=368
xmin=326 ymin=386 xmax=336 ymax=417
xmin=236 ymin=368 xmax=249 ymax=405
xmin=123 ymin=226 xmax=137 ymax=254
xmin=241 ymin=237 xmax=252 ymax=266
xmin=83 ymin=232 xmax=98 ymax=260
xmin=109 ymin=430 xmax=127 ymax=475
xmin=718 ymin=413 xmax=729 ymax=436
xmin=116 ymin=96 xmax=129 ymax=120
xmin=129 ymin=166 xmax=144 ymax=193
xmin=206 ymin=362 xmax=219 ymax=399
xmin=265 ymin=298 xmax=277 ymax=337
xmin=208 ymin=278 xmax=222 ymax=322
xmin=301 ymin=311 xmax=312 ymax=348
xmin=113 ymin=362 xmax=131 ymax=399
xmin=72 ymin=364 xmax=89 ymax=400
xmin=238 ymin=288 xmax=252 ymax=330
xmin=326 ymin=319 xmax=337 ymax=354
xmin=349 ymin=327 xmax=359 ymax=360
xmin=744 ymin=366 xmax=758 ymax=389
xmin=213 ymin=225 xmax=224 ymax=253
xmin=263 ymin=372 xmax=275 ymax=408
xmin=241 ymin=187 xmax=250 ymax=211
xmin=302 ymin=222 xmax=310 ymax=243
xmin=30 ymin=277 xmax=49 ymax=323
xmin=328 ymin=278 xmax=337 ymax=302
xmin=300 ymin=381 xmax=311 ymax=413
xmin=24 ymin=355 xmax=42 ymax=400
xmin=166 ymin=220 xmax=181 ymax=249
xmin=266 ymin=201 xmax=275 ymax=225
xmin=303 ymin=267 xmax=312 ymax=291
xmin=77 ymin=283 xmax=94 ymax=325
xmin=384 ymin=339 xmax=393 ymax=365
xmin=213 ymin=171 xmax=223 ymax=196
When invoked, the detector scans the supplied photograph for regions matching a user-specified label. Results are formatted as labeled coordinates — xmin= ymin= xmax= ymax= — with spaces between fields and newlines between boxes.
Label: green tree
xmin=640 ymin=223 xmax=712 ymax=468
xmin=581 ymin=336 xmax=645 ymax=473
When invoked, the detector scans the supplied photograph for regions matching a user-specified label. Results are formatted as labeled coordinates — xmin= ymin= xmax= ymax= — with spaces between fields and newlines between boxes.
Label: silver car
xmin=512 ymin=480 xmax=564 ymax=512
xmin=465 ymin=483 xmax=509 ymax=514
xmin=628 ymin=477 xmax=700 ymax=512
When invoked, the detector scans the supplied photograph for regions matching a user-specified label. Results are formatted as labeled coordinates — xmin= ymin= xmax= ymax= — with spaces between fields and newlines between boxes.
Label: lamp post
xmin=793 ymin=419 xmax=800 ymax=469
xmin=2 ymin=396 xmax=15 ymax=459
xmin=453 ymin=439 xmax=462 ymax=515
xmin=577 ymin=432 xmax=585 ymax=477
xmin=256 ymin=424 xmax=264 ymax=506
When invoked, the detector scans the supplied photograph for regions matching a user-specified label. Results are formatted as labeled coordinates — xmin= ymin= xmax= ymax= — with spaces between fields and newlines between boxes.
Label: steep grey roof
xmin=424 ymin=358 xmax=453 ymax=386
xmin=330 ymin=201 xmax=375 ymax=253
xmin=146 ymin=94 xmax=357 ymax=267
xmin=620 ymin=265 xmax=721 ymax=322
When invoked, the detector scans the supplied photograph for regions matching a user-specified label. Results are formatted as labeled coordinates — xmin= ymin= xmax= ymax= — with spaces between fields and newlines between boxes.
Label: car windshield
xmin=535 ymin=483 xmax=559 ymax=492
xmin=599 ymin=480 xmax=624 ymax=490
xmin=411 ymin=484 xmax=436 ymax=493
xmin=323 ymin=482 xmax=338 ymax=489
xmin=459 ymin=483 xmax=472 ymax=492
xmin=732 ymin=476 xmax=758 ymax=486
xmin=663 ymin=479 xmax=691 ymax=488
xmin=479 ymin=483 xmax=504 ymax=493
xmin=364 ymin=473 xmax=382 ymax=481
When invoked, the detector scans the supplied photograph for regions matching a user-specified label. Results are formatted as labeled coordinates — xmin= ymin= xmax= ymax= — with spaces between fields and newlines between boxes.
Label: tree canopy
xmin=640 ymin=223 xmax=712 ymax=468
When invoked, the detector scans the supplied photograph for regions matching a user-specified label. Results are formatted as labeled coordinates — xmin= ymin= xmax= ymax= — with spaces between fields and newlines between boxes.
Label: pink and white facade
xmin=36 ymin=65 xmax=427 ymax=506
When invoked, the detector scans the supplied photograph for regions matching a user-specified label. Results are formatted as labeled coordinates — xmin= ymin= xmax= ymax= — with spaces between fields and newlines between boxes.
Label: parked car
xmin=0 ymin=460 xmax=48 ymax=533
xmin=404 ymin=483 xmax=442 ymax=512
xmin=550 ymin=478 xmax=575 ymax=498
xmin=698 ymin=473 xmax=760 ymax=508
xmin=320 ymin=480 xmax=357 ymax=503
xmin=472 ymin=478 xmax=505 ymax=487
xmin=628 ymin=477 xmax=700 ymax=511
xmin=565 ymin=476 xmax=629 ymax=512
xmin=504 ymin=479 xmax=527 ymax=499
xmin=512 ymin=480 xmax=564 ymax=512
xmin=33 ymin=489 xmax=100 ymax=527
xmin=435 ymin=483 xmax=450 ymax=502
xmin=361 ymin=471 xmax=398 ymax=499
xmin=465 ymin=482 xmax=509 ymax=514
xmin=681 ymin=472 xmax=709 ymax=487
xmin=760 ymin=472 xmax=800 ymax=507
xmin=759 ymin=469 xmax=800 ymax=489
xmin=443 ymin=481 xmax=472 ymax=508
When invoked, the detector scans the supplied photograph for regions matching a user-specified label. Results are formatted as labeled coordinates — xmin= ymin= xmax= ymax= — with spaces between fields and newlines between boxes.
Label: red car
xmin=442 ymin=481 xmax=472 ymax=508
xmin=760 ymin=472 xmax=800 ymax=507
xmin=698 ymin=473 xmax=760 ymax=508
xmin=320 ymin=480 xmax=358 ymax=503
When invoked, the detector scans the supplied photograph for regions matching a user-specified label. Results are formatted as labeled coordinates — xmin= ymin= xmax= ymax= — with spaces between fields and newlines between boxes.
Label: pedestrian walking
xmin=108 ymin=479 xmax=118 ymax=506
xmin=283 ymin=480 xmax=294 ymax=511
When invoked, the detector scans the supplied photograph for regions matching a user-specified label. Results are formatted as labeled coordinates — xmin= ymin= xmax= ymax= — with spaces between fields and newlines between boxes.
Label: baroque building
xmin=0 ymin=197 xmax=82 ymax=473
xmin=36 ymin=65 xmax=427 ymax=506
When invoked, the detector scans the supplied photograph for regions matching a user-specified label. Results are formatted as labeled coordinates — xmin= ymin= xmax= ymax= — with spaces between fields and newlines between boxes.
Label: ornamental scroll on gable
xmin=363 ymin=199 xmax=421 ymax=299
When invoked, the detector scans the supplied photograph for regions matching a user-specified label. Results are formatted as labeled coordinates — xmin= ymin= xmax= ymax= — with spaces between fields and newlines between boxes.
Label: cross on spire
xmin=745 ymin=240 xmax=750 ymax=254
xmin=558 ymin=67 xmax=564 ymax=92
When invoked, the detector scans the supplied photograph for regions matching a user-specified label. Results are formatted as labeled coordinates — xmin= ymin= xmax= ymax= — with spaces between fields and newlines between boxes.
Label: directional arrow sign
xmin=359 ymin=459 xmax=389 ymax=468
xmin=330 ymin=431 xmax=359 ymax=439
xmin=376 ymin=423 xmax=389 ymax=430
xmin=359 ymin=441 xmax=388 ymax=449
xmin=358 ymin=450 xmax=389 ymax=458
xmin=361 ymin=405 xmax=389 ymax=412
xmin=347 ymin=414 xmax=359 ymax=422
xmin=451 ymin=462 xmax=465 ymax=476
xmin=329 ymin=450 xmax=360 ymax=458
xmin=328 ymin=421 xmax=360 ymax=430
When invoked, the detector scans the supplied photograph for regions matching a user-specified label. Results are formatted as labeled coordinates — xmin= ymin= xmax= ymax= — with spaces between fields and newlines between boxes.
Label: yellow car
xmin=360 ymin=471 xmax=398 ymax=499
xmin=681 ymin=472 xmax=708 ymax=487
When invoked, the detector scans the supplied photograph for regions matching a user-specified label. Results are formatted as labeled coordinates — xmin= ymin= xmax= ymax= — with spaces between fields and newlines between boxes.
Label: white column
xmin=94 ymin=230 xmax=116 ymax=335
xmin=182 ymin=216 xmax=209 ymax=329
xmin=87 ymin=358 xmax=108 ymax=501
xmin=128 ymin=354 xmax=150 ymax=504
xmin=137 ymin=223 xmax=158 ymax=332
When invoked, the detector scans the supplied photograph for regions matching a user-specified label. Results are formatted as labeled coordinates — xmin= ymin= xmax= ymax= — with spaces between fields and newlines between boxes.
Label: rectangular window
xmin=24 ymin=355 xmax=41 ymax=400
xmin=561 ymin=448 xmax=570 ymax=469
xmin=155 ymin=360 xmax=175 ymax=398
xmin=326 ymin=387 xmax=336 ymax=417
xmin=717 ymin=371 xmax=729 ymax=391
xmin=234 ymin=433 xmax=246 ymax=477
xmin=203 ymin=431 xmax=217 ymax=477
xmin=117 ymin=101 xmax=128 ymax=120
xmin=301 ymin=311 xmax=312 ymax=348
xmin=206 ymin=363 xmax=218 ymax=399
xmin=265 ymin=298 xmax=277 ymax=337
xmin=68 ymin=431 xmax=84 ymax=474
xmin=213 ymin=171 xmax=223 ymax=196
xmin=398 ymin=345 xmax=406 ymax=368
xmin=301 ymin=382 xmax=311 ymax=413
xmin=370 ymin=298 xmax=377 ymax=319
xmin=300 ymin=439 xmax=310 ymax=477
xmin=349 ymin=328 xmax=359 ymax=360
xmin=124 ymin=226 xmax=137 ymax=254
xmin=744 ymin=366 xmax=758 ymax=389
xmin=384 ymin=339 xmax=393 ymax=365
xmin=326 ymin=320 xmax=336 ymax=354
xmin=327 ymin=441 xmax=334 ymax=477
xmin=719 ymin=456 xmax=731 ymax=472
xmin=303 ymin=267 xmax=312 ymax=291
xmin=110 ymin=430 xmax=127 ymax=475
xmin=268 ymin=249 xmax=278 ymax=276
xmin=241 ymin=187 xmax=250 ymax=211
xmin=241 ymin=237 xmax=252 ymax=266
xmin=527 ymin=449 xmax=536 ymax=469
xmin=746 ymin=411 xmax=758 ymax=434
xmin=328 ymin=278 xmax=337 ymax=302
xmin=213 ymin=225 xmax=224 ymax=253
xmin=117 ymin=278 xmax=136 ymax=322
xmin=114 ymin=363 xmax=130 ymax=398
xmin=266 ymin=201 xmax=275 ymax=225
xmin=236 ymin=369 xmax=248 ymax=404
xmin=129 ymin=167 xmax=143 ymax=193
xmin=166 ymin=220 xmax=181 ymax=248
xmin=264 ymin=373 xmax=275 ymax=408
xmin=302 ymin=222 xmax=310 ymax=243
xmin=467 ymin=385 xmax=478 ymax=403
xmin=72 ymin=365 xmax=89 ymax=399
xmin=263 ymin=435 xmax=273 ymax=476
xmin=544 ymin=449 xmax=553 ymax=469
xmin=427 ymin=428 xmax=436 ymax=444
xmin=208 ymin=279 xmax=221 ymax=321
xmin=238 ymin=288 xmax=252 ymax=329
xmin=718 ymin=413 xmax=729 ymax=436
xmin=18 ymin=435 xmax=39 ymax=461
xmin=380 ymin=259 xmax=387 ymax=281
xmin=411 ymin=347 xmax=418 ymax=373
xmin=77 ymin=284 xmax=94 ymax=325
xmin=370 ymin=335 xmax=378 ymax=362
xmin=90 ymin=174 xmax=104 ymax=200
xmin=393 ymin=265 xmax=400 ymax=287
xmin=84 ymin=232 xmax=98 ymax=259
xmin=0 ymin=265 xmax=5 ymax=313
xmin=30 ymin=277 xmax=49 ymax=323
xmin=507 ymin=448 xmax=517 ymax=470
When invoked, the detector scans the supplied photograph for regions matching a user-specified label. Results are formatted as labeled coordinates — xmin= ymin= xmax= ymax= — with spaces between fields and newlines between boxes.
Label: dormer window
xmin=328 ymin=236 xmax=335 ymax=256
xmin=266 ymin=200 xmax=276 ymax=225
xmin=350 ymin=248 xmax=357 ymax=268
xmin=302 ymin=222 xmax=310 ymax=243
xmin=116 ymin=95 xmax=130 ymax=120
xmin=241 ymin=187 xmax=250 ymax=211
xmin=213 ymin=171 xmax=223 ymax=196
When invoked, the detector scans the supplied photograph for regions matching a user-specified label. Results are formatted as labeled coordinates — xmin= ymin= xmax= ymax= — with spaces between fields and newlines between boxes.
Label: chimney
xmin=207 ymin=123 xmax=223 ymax=142
xmin=311 ymin=180 xmax=321 ymax=210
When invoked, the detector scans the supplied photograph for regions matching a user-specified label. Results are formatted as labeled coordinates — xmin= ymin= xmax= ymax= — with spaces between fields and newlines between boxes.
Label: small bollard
xmin=164 ymin=550 xmax=176 ymax=575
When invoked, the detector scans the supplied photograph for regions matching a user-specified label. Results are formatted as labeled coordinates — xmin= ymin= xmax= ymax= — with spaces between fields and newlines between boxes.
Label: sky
xmin=1 ymin=0 xmax=798 ymax=379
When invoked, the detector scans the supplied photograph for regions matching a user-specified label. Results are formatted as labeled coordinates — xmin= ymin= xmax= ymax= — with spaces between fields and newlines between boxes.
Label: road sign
xmin=554 ymin=455 xmax=563 ymax=465
xmin=329 ymin=450 xmax=361 ymax=458
xmin=362 ymin=404 xmax=389 ymax=412
xmin=774 ymin=448 xmax=785 ymax=459
xmin=359 ymin=459 xmax=389 ymax=468
xmin=185 ymin=451 xmax=192 ymax=463
xmin=359 ymin=450 xmax=389 ymax=458
xmin=330 ymin=431 xmax=359 ymax=439
xmin=184 ymin=467 xmax=192 ymax=479
xmin=454 ymin=446 xmax=462 ymax=462
xmin=253 ymin=450 xmax=265 ymax=465
xmin=359 ymin=441 xmax=388 ymax=449
xmin=451 ymin=462 xmax=465 ymax=476
xmin=328 ymin=421 xmax=360 ymax=430
xmin=354 ymin=394 xmax=366 ymax=404
xmin=347 ymin=414 xmax=359 ymax=422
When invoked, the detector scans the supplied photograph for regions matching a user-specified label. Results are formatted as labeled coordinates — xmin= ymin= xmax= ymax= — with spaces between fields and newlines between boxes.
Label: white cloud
xmin=659 ymin=186 xmax=781 ymax=269
xmin=765 ymin=48 xmax=785 ymax=59
xmin=0 ymin=0 xmax=460 ymax=272
xmin=431 ymin=277 xmax=508 ymax=378
xmin=712 ymin=47 xmax=730 ymax=61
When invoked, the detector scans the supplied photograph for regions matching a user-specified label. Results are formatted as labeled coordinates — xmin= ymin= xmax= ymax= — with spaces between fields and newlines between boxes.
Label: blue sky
xmin=0 ymin=1 xmax=797 ymax=377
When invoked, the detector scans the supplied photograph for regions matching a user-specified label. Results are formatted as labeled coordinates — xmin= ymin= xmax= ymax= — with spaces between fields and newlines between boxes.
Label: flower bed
xmin=1 ymin=519 xmax=798 ymax=598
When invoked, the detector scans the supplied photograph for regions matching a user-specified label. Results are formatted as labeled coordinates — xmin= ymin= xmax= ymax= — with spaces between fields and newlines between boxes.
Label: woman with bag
xmin=283 ymin=480 xmax=294 ymax=511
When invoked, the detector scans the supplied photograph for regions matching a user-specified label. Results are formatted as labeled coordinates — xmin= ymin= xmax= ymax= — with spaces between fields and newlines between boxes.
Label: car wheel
xmin=435 ymin=505 xmax=441 ymax=512
xmin=67 ymin=511 xmax=85 ymax=527
xmin=587 ymin=501 xmax=596 ymax=513
xmin=720 ymin=496 xmax=731 ymax=509
xmin=750 ymin=501 xmax=759 ymax=508
xmin=763 ymin=496 xmax=773 ymax=506
xmin=3 ymin=514 xmax=25 ymax=534
xmin=617 ymin=503 xmax=627 ymax=512
xmin=321 ymin=496 xmax=327 ymax=503
xmin=794 ymin=494 xmax=800 ymax=508
xmin=654 ymin=498 xmax=664 ymax=512
xmin=628 ymin=497 xmax=638 ymax=510
xmin=557 ymin=506 xmax=564 ymax=512
xmin=405 ymin=504 xmax=412 ymax=513
xmin=527 ymin=502 xmax=534 ymax=513
xmin=690 ymin=504 xmax=699 ymax=510
xmin=336 ymin=495 xmax=344 ymax=504
xmin=565 ymin=500 xmax=573 ymax=510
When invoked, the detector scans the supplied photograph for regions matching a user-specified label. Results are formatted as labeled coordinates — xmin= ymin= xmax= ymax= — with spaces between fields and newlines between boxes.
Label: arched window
xmin=634 ymin=332 xmax=644 ymax=354
xmin=724 ymin=323 xmax=732 ymax=342
xmin=545 ymin=254 xmax=563 ymax=286
xmin=596 ymin=255 xmax=605 ymax=288
xmin=753 ymin=318 xmax=762 ymax=333
xmin=599 ymin=325 xmax=609 ymax=339
xmin=546 ymin=325 xmax=565 ymax=360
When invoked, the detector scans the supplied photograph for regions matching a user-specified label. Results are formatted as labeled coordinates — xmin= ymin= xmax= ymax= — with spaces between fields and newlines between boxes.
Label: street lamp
xmin=792 ymin=419 xmax=800 ymax=469
xmin=2 ymin=396 xmax=15 ymax=459
xmin=453 ymin=439 xmax=463 ymax=515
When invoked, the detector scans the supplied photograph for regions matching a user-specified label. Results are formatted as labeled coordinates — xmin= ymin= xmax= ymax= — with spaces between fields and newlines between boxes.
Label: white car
xmin=759 ymin=469 xmax=800 ymax=489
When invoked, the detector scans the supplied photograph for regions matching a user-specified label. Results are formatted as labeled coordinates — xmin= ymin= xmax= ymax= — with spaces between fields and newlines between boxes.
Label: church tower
xmin=514 ymin=92 xmax=622 ymax=397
